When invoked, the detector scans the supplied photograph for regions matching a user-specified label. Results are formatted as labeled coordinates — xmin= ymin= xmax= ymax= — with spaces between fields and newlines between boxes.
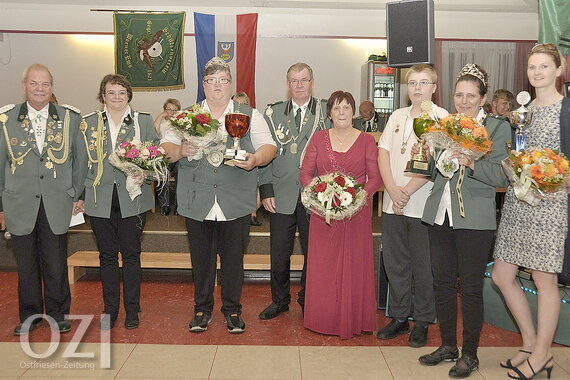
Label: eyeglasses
xmin=407 ymin=81 xmax=435 ymax=87
xmin=204 ymin=78 xmax=230 ymax=85
xmin=105 ymin=91 xmax=128 ymax=97
xmin=288 ymin=78 xmax=312 ymax=86
xmin=165 ymin=108 xmax=178 ymax=112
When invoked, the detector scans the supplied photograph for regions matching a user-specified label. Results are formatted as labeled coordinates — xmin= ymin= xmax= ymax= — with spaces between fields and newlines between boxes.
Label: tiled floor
xmin=1 ymin=272 xmax=569 ymax=379
xmin=2 ymin=343 xmax=570 ymax=379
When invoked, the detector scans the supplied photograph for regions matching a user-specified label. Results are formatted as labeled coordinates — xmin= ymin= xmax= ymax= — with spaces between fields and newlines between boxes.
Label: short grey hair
xmin=203 ymin=57 xmax=232 ymax=82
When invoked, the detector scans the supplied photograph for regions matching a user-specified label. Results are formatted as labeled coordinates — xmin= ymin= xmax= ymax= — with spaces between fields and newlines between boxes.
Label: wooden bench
xmin=67 ymin=251 xmax=305 ymax=284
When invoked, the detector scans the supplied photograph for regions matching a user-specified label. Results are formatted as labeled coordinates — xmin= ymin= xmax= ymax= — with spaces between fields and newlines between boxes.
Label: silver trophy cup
xmin=510 ymin=91 xmax=533 ymax=151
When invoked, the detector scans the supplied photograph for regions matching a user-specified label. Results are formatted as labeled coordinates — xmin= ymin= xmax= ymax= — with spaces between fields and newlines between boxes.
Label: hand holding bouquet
xmin=109 ymin=140 xmax=169 ymax=200
xmin=301 ymin=172 xmax=366 ymax=224
xmin=502 ymin=147 xmax=570 ymax=206
xmin=168 ymin=105 xmax=224 ymax=165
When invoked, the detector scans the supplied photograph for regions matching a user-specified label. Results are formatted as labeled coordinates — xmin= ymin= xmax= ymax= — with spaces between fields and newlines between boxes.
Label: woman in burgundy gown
xmin=300 ymin=90 xmax=382 ymax=339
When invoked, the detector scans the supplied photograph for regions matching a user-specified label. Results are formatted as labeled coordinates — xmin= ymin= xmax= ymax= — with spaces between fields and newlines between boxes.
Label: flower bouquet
xmin=301 ymin=172 xmax=366 ymax=224
xmin=168 ymin=104 xmax=224 ymax=166
xmin=424 ymin=113 xmax=492 ymax=178
xmin=109 ymin=140 xmax=169 ymax=200
xmin=502 ymin=147 xmax=570 ymax=206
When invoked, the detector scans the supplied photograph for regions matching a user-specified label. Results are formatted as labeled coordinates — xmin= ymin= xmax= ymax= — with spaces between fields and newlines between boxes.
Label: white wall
xmin=0 ymin=3 xmax=538 ymax=117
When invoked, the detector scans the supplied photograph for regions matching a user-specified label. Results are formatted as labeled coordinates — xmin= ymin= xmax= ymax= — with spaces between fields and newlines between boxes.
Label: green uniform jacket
xmin=81 ymin=110 xmax=158 ymax=218
xmin=176 ymin=102 xmax=258 ymax=221
xmin=0 ymin=102 xmax=88 ymax=235
xmin=258 ymin=98 xmax=329 ymax=214
xmin=422 ymin=115 xmax=511 ymax=230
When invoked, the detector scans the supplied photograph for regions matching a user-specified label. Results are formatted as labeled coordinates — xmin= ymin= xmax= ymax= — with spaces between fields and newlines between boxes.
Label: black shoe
xmin=419 ymin=346 xmax=459 ymax=366
xmin=250 ymin=215 xmax=262 ymax=226
xmin=449 ymin=354 xmax=479 ymax=378
xmin=13 ymin=319 xmax=42 ymax=336
xmin=501 ymin=349 xmax=532 ymax=369
xmin=56 ymin=320 xmax=72 ymax=333
xmin=189 ymin=311 xmax=212 ymax=333
xmin=225 ymin=313 xmax=246 ymax=334
xmin=376 ymin=319 xmax=410 ymax=340
xmin=408 ymin=322 xmax=429 ymax=348
xmin=125 ymin=318 xmax=140 ymax=329
xmin=259 ymin=303 xmax=289 ymax=320
xmin=160 ymin=206 xmax=171 ymax=216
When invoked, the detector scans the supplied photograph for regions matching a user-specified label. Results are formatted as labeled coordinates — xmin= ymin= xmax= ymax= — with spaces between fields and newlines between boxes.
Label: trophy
xmin=510 ymin=91 xmax=533 ymax=152
xmin=405 ymin=101 xmax=436 ymax=176
xmin=224 ymin=111 xmax=250 ymax=163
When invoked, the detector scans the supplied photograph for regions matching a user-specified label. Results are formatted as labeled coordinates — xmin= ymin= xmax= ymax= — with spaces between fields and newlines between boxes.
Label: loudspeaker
xmin=386 ymin=0 xmax=435 ymax=68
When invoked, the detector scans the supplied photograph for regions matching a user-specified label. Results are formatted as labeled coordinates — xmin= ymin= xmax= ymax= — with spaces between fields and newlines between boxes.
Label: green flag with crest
xmin=114 ymin=12 xmax=186 ymax=91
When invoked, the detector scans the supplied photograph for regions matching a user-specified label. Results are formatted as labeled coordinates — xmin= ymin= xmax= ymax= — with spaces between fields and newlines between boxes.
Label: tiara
xmin=205 ymin=56 xmax=230 ymax=70
xmin=457 ymin=64 xmax=487 ymax=88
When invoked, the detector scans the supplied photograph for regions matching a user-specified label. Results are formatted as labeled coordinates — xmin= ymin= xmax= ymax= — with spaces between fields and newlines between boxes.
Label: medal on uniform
xmin=290 ymin=143 xmax=298 ymax=154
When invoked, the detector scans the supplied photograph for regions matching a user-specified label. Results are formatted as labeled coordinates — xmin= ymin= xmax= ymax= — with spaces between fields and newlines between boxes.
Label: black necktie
xmin=295 ymin=108 xmax=302 ymax=130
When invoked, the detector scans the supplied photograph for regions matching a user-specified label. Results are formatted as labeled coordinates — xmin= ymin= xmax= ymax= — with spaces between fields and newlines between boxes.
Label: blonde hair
xmin=22 ymin=63 xmax=53 ymax=84
xmin=405 ymin=64 xmax=437 ymax=83
xmin=529 ymin=43 xmax=567 ymax=71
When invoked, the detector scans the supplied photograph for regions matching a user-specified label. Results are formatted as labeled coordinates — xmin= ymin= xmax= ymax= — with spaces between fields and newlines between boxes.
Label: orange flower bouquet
xmin=424 ymin=113 xmax=492 ymax=161
xmin=502 ymin=148 xmax=570 ymax=206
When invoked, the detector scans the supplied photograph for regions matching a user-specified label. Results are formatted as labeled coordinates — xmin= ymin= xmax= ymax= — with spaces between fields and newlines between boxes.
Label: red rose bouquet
xmin=502 ymin=147 xmax=570 ymax=206
xmin=168 ymin=104 xmax=224 ymax=165
xmin=301 ymin=172 xmax=366 ymax=224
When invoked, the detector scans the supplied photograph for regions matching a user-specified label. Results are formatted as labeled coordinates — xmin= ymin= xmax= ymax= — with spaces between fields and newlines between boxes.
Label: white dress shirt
xmin=27 ymin=102 xmax=49 ymax=153
xmin=378 ymin=105 xmax=449 ymax=218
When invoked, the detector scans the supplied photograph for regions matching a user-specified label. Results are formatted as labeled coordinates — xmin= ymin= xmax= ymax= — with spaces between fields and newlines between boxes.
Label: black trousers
xmin=268 ymin=198 xmax=310 ymax=306
xmin=90 ymin=186 xmax=146 ymax=320
xmin=12 ymin=200 xmax=70 ymax=323
xmin=185 ymin=215 xmax=250 ymax=315
xmin=428 ymin=218 xmax=494 ymax=356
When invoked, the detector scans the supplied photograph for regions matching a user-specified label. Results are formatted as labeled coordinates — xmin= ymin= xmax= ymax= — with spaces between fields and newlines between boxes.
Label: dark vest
xmin=177 ymin=102 xmax=258 ymax=221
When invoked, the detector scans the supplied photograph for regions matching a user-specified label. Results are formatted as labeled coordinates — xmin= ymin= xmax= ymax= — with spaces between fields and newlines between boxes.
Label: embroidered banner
xmin=194 ymin=13 xmax=258 ymax=107
xmin=114 ymin=12 xmax=186 ymax=91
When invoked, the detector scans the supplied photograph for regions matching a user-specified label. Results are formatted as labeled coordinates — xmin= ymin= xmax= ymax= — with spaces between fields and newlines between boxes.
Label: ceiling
xmin=0 ymin=0 xmax=539 ymax=13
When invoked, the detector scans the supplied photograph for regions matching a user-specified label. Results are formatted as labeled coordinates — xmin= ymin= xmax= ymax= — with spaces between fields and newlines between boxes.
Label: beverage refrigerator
xmin=360 ymin=61 xmax=401 ymax=131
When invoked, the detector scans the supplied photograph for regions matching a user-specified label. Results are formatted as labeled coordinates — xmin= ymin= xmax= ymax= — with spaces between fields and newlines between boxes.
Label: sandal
xmin=507 ymin=357 xmax=554 ymax=380
xmin=500 ymin=349 xmax=532 ymax=369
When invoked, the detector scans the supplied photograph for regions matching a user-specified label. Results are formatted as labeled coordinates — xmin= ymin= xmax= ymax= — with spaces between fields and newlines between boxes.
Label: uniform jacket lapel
xmin=17 ymin=103 xmax=40 ymax=156
xmin=114 ymin=112 xmax=135 ymax=148
xmin=297 ymin=97 xmax=317 ymax=143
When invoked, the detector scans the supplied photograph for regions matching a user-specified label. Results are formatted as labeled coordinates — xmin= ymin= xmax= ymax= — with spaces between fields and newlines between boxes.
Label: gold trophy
xmin=405 ymin=100 xmax=435 ymax=176
xmin=224 ymin=112 xmax=251 ymax=164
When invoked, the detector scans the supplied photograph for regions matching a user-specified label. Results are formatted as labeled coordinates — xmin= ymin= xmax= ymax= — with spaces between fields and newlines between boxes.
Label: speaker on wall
xmin=386 ymin=0 xmax=435 ymax=68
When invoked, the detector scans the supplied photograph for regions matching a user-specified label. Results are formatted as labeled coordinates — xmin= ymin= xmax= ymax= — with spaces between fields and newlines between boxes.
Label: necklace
xmin=331 ymin=129 xmax=352 ymax=145
xmin=400 ymin=115 xmax=415 ymax=154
